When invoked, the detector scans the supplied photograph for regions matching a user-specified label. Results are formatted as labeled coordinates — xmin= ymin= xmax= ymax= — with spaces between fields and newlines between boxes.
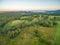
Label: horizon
xmin=0 ymin=0 xmax=60 ymax=11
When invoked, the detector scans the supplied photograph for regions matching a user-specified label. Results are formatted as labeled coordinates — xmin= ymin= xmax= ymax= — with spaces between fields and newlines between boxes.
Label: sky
xmin=0 ymin=0 xmax=60 ymax=11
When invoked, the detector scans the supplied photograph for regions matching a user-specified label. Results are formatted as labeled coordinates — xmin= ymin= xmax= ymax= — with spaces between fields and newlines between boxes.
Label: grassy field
xmin=0 ymin=14 xmax=60 ymax=45
xmin=55 ymin=21 xmax=60 ymax=45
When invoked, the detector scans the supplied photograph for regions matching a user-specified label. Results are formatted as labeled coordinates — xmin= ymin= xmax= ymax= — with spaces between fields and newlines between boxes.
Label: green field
xmin=55 ymin=21 xmax=60 ymax=45
xmin=0 ymin=14 xmax=60 ymax=45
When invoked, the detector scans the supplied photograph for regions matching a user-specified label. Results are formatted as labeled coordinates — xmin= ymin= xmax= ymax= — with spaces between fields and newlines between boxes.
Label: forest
xmin=0 ymin=13 xmax=60 ymax=45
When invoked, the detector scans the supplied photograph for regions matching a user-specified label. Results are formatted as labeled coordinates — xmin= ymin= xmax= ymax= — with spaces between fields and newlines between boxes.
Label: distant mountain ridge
xmin=0 ymin=10 xmax=60 ymax=15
